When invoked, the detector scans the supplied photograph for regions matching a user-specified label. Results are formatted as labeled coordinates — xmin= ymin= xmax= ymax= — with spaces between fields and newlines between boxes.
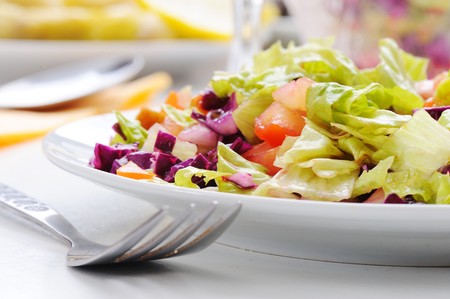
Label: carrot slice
xmin=116 ymin=161 xmax=155 ymax=180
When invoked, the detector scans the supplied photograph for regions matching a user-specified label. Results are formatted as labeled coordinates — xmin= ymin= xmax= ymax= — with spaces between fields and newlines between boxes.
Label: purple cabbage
xmin=439 ymin=164 xmax=450 ymax=174
xmin=384 ymin=194 xmax=407 ymax=204
xmin=191 ymin=93 xmax=239 ymax=136
xmin=384 ymin=194 xmax=417 ymax=204
xmin=154 ymin=130 xmax=176 ymax=153
xmin=164 ymin=153 xmax=211 ymax=182
xmin=152 ymin=152 xmax=181 ymax=178
xmin=229 ymin=137 xmax=253 ymax=155
xmin=199 ymin=90 xmax=228 ymax=111
xmin=112 ymin=122 xmax=126 ymax=141
xmin=177 ymin=124 xmax=219 ymax=150
xmin=90 ymin=143 xmax=138 ymax=172
xmin=110 ymin=151 xmax=154 ymax=174
xmin=420 ymin=106 xmax=450 ymax=120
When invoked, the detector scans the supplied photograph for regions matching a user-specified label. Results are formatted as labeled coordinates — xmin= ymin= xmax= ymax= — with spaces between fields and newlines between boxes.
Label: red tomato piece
xmin=254 ymin=102 xmax=306 ymax=146
xmin=272 ymin=77 xmax=314 ymax=112
xmin=242 ymin=142 xmax=281 ymax=176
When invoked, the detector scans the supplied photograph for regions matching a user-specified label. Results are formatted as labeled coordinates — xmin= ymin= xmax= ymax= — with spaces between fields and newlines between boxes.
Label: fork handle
xmin=0 ymin=183 xmax=78 ymax=246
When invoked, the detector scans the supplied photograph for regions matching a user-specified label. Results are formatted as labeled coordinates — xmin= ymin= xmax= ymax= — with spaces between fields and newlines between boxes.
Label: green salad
xmin=90 ymin=38 xmax=450 ymax=204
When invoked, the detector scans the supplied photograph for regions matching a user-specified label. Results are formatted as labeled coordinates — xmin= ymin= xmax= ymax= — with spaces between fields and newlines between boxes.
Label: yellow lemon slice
xmin=137 ymin=0 xmax=279 ymax=40
xmin=137 ymin=0 xmax=233 ymax=40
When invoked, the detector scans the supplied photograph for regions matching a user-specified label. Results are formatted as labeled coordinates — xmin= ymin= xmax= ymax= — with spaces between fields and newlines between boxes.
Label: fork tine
xmin=155 ymin=201 xmax=242 ymax=260
xmin=136 ymin=201 xmax=219 ymax=261
xmin=113 ymin=204 xmax=196 ymax=263
xmin=69 ymin=208 xmax=167 ymax=266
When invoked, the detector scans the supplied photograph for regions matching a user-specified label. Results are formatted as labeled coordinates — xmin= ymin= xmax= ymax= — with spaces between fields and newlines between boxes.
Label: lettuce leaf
xmin=174 ymin=166 xmax=230 ymax=189
xmin=306 ymin=82 xmax=411 ymax=149
xmin=435 ymin=73 xmax=450 ymax=106
xmin=352 ymin=156 xmax=394 ymax=197
xmin=217 ymin=142 xmax=270 ymax=194
xmin=383 ymin=170 xmax=434 ymax=203
xmin=373 ymin=109 xmax=450 ymax=177
xmin=430 ymin=172 xmax=450 ymax=204
xmin=438 ymin=110 xmax=450 ymax=130
xmin=161 ymin=104 xmax=197 ymax=127
xmin=274 ymin=124 xmax=344 ymax=168
xmin=110 ymin=111 xmax=148 ymax=148
xmin=368 ymin=38 xmax=428 ymax=114
xmin=254 ymin=159 xmax=360 ymax=201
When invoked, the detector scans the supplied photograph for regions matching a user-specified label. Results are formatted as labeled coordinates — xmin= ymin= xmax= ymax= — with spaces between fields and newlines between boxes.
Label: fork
xmin=0 ymin=183 xmax=241 ymax=266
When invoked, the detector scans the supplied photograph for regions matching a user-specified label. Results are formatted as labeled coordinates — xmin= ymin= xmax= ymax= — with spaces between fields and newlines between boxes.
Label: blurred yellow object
xmin=0 ymin=71 xmax=172 ymax=147
xmin=0 ymin=0 xmax=279 ymax=40
xmin=136 ymin=0 xmax=279 ymax=40
xmin=0 ymin=1 xmax=174 ymax=40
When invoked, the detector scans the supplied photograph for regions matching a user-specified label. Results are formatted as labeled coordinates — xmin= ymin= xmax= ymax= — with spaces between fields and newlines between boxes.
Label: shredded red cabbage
xmin=229 ymin=137 xmax=253 ymax=154
xmin=164 ymin=153 xmax=211 ymax=182
xmin=191 ymin=93 xmax=239 ymax=136
xmin=199 ymin=90 xmax=229 ymax=111
xmin=416 ymin=106 xmax=450 ymax=120
xmin=178 ymin=124 xmax=219 ymax=150
xmin=112 ymin=122 xmax=126 ymax=141
xmin=154 ymin=130 xmax=176 ymax=153
xmin=152 ymin=152 xmax=181 ymax=178
xmin=110 ymin=151 xmax=154 ymax=174
xmin=439 ymin=164 xmax=450 ymax=174
xmin=90 ymin=143 xmax=138 ymax=172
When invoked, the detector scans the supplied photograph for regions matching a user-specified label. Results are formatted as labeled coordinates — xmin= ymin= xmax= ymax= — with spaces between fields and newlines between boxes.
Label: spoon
xmin=0 ymin=55 xmax=145 ymax=109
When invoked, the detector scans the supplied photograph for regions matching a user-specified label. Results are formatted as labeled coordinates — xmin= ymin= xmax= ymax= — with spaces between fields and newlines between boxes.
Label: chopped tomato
xmin=135 ymin=107 xmax=165 ymax=130
xmin=254 ymin=102 xmax=306 ymax=146
xmin=272 ymin=77 xmax=314 ymax=112
xmin=242 ymin=141 xmax=281 ymax=176
xmin=117 ymin=161 xmax=155 ymax=180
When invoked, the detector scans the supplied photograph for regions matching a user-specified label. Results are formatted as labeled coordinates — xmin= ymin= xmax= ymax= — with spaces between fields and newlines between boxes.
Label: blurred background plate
xmin=0 ymin=39 xmax=229 ymax=90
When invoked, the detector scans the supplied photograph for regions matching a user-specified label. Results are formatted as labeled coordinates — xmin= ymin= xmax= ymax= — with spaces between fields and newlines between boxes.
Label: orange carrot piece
xmin=165 ymin=91 xmax=183 ymax=109
xmin=116 ymin=161 xmax=155 ymax=180
xmin=135 ymin=107 xmax=165 ymax=130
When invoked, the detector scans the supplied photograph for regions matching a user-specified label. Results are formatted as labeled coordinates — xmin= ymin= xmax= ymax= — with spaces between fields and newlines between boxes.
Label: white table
xmin=1 ymin=139 xmax=450 ymax=299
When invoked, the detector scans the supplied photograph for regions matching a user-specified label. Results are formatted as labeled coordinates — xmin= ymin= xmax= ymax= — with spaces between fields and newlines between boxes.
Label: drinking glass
xmin=227 ymin=0 xmax=264 ymax=72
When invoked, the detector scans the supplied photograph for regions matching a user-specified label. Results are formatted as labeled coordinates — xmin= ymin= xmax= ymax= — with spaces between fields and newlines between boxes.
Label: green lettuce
xmin=217 ymin=142 xmax=270 ymax=194
xmin=161 ymin=104 xmax=197 ymax=127
xmin=254 ymin=159 xmax=360 ymax=201
xmin=274 ymin=124 xmax=344 ymax=168
xmin=306 ymin=82 xmax=411 ymax=149
xmin=429 ymin=172 xmax=450 ymax=204
xmin=352 ymin=156 xmax=394 ymax=197
xmin=438 ymin=110 xmax=450 ymax=130
xmin=435 ymin=72 xmax=450 ymax=106
xmin=368 ymin=38 xmax=428 ymax=114
xmin=110 ymin=111 xmax=148 ymax=148
xmin=373 ymin=109 xmax=450 ymax=177
xmin=174 ymin=166 xmax=230 ymax=189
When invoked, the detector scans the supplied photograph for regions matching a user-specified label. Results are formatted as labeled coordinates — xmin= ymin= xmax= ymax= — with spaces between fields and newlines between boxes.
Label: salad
xmin=90 ymin=38 xmax=450 ymax=204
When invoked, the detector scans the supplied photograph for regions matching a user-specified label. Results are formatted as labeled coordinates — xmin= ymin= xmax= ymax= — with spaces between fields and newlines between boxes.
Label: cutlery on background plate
xmin=0 ymin=182 xmax=241 ymax=266
xmin=0 ymin=55 xmax=144 ymax=109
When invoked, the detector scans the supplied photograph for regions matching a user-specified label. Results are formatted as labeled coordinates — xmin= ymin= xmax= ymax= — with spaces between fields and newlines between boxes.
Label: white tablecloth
xmin=1 ymin=140 xmax=450 ymax=299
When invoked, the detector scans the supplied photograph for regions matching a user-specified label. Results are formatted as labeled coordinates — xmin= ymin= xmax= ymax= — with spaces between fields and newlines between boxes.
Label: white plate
xmin=0 ymin=39 xmax=228 ymax=88
xmin=43 ymin=111 xmax=450 ymax=266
